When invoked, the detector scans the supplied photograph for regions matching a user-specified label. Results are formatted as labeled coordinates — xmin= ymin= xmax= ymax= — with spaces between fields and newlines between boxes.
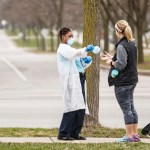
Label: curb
xmin=0 ymin=137 xmax=149 ymax=143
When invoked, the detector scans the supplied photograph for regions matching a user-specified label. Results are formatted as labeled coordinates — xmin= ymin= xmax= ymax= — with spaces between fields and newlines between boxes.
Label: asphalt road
xmin=0 ymin=30 xmax=149 ymax=128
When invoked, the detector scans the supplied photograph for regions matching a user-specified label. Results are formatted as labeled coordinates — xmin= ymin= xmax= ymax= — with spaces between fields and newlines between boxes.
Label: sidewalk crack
xmin=49 ymin=136 xmax=55 ymax=143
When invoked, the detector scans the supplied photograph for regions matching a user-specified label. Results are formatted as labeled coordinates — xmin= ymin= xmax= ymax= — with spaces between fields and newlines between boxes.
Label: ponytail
xmin=115 ymin=20 xmax=134 ymax=42
xmin=124 ymin=25 xmax=134 ymax=42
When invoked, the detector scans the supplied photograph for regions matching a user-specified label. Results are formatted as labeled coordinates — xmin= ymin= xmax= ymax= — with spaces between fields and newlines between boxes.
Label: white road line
xmin=2 ymin=57 xmax=29 ymax=82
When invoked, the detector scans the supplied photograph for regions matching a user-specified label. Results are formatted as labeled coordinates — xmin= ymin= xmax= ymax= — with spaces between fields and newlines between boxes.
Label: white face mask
xmin=67 ymin=37 xmax=74 ymax=46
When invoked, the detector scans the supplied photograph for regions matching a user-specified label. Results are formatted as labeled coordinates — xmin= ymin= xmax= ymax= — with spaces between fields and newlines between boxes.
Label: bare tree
xmin=115 ymin=0 xmax=150 ymax=63
xmin=100 ymin=0 xmax=127 ymax=52
xmin=100 ymin=0 xmax=150 ymax=63
xmin=83 ymin=0 xmax=102 ymax=126
xmin=100 ymin=6 xmax=110 ymax=52
xmin=0 ymin=0 xmax=84 ymax=51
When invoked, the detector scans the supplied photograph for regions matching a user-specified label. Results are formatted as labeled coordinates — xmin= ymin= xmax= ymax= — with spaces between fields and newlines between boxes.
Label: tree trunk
xmin=27 ymin=27 xmax=31 ymax=45
xmin=22 ymin=29 xmax=26 ymax=42
xmin=40 ymin=35 xmax=46 ymax=51
xmin=32 ymin=29 xmax=40 ymax=49
xmin=54 ymin=0 xmax=64 ymax=47
xmin=103 ymin=17 xmax=109 ymax=52
xmin=35 ymin=35 xmax=40 ymax=49
xmin=11 ymin=22 xmax=16 ymax=34
xmin=83 ymin=0 xmax=101 ymax=127
xmin=137 ymin=25 xmax=144 ymax=63
xmin=144 ymin=34 xmax=149 ymax=49
xmin=50 ymin=29 xmax=54 ymax=51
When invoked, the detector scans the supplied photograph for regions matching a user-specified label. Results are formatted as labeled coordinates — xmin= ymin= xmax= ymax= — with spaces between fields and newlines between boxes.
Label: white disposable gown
xmin=57 ymin=43 xmax=87 ymax=113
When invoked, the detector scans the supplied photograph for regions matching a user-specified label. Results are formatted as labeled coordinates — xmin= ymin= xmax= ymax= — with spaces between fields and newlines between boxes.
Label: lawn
xmin=0 ymin=143 xmax=150 ymax=150
xmin=13 ymin=38 xmax=82 ymax=52
xmin=138 ymin=56 xmax=150 ymax=70
xmin=0 ymin=126 xmax=149 ymax=150
xmin=0 ymin=126 xmax=146 ymax=138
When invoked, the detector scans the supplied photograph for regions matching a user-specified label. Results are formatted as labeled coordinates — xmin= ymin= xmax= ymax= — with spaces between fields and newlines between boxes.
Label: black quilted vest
xmin=108 ymin=37 xmax=138 ymax=86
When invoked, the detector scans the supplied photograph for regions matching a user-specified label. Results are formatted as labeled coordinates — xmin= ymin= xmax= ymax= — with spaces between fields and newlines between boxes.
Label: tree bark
xmin=40 ymin=35 xmax=46 ymax=51
xmin=22 ymin=28 xmax=26 ymax=42
xmin=103 ymin=17 xmax=109 ymax=52
xmin=83 ymin=0 xmax=101 ymax=127
xmin=144 ymin=34 xmax=149 ymax=49
xmin=137 ymin=25 xmax=144 ymax=63
xmin=32 ymin=28 xmax=40 ymax=49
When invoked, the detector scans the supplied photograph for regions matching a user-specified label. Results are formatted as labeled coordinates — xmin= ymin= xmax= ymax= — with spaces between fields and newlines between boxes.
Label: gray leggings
xmin=115 ymin=84 xmax=138 ymax=125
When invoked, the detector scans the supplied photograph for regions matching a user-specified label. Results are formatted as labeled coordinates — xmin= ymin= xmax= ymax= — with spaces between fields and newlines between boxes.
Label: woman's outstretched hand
xmin=101 ymin=51 xmax=113 ymax=65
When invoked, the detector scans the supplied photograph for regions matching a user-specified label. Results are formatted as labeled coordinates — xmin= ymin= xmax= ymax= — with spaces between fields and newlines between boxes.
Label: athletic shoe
xmin=115 ymin=135 xmax=134 ymax=143
xmin=132 ymin=134 xmax=141 ymax=142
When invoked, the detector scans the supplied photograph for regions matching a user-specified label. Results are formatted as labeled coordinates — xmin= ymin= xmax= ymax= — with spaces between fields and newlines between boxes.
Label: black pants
xmin=79 ymin=72 xmax=86 ymax=102
xmin=58 ymin=109 xmax=85 ymax=138
xmin=58 ymin=73 xmax=86 ymax=138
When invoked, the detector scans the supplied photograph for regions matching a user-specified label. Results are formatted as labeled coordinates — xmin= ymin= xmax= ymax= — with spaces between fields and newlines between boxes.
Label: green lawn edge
xmin=0 ymin=143 xmax=150 ymax=150
xmin=0 ymin=126 xmax=146 ymax=138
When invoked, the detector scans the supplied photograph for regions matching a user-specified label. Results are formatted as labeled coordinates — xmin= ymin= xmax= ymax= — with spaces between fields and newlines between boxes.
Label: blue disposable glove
xmin=111 ymin=69 xmax=119 ymax=78
xmin=93 ymin=46 xmax=101 ymax=54
xmin=86 ymin=44 xmax=101 ymax=54
xmin=81 ymin=56 xmax=92 ymax=69
xmin=86 ymin=44 xmax=94 ymax=52
xmin=81 ymin=56 xmax=92 ymax=64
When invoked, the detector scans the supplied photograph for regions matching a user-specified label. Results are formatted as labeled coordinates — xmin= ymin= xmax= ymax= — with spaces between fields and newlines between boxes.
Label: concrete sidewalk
xmin=0 ymin=137 xmax=149 ymax=143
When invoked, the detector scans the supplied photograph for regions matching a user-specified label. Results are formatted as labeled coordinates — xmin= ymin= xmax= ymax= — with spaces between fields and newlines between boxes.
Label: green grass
xmin=138 ymin=56 xmax=150 ymax=70
xmin=0 ymin=128 xmax=57 ymax=137
xmin=5 ymin=29 xmax=82 ymax=50
xmin=5 ymin=29 xmax=20 ymax=36
xmin=0 ymin=143 xmax=150 ymax=150
xmin=5 ymin=29 xmax=39 ymax=37
xmin=13 ymin=38 xmax=82 ymax=51
xmin=0 ymin=127 xmax=149 ymax=149
xmin=0 ymin=126 xmax=146 ymax=138
xmin=14 ymin=39 xmax=38 ymax=48
xmin=14 ymin=38 xmax=58 ymax=49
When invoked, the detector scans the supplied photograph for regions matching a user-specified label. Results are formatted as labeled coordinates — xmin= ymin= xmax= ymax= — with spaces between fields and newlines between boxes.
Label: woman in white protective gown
xmin=57 ymin=27 xmax=100 ymax=140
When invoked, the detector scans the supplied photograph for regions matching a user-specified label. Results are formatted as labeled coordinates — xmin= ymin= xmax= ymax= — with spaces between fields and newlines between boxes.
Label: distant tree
xmin=0 ymin=0 xmax=84 ymax=51
xmin=115 ymin=0 xmax=150 ymax=63
xmin=101 ymin=0 xmax=150 ymax=63
xmin=100 ymin=6 xmax=109 ymax=52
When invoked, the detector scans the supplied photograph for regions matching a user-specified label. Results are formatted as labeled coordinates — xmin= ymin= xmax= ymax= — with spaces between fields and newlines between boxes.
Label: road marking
xmin=2 ymin=57 xmax=29 ymax=82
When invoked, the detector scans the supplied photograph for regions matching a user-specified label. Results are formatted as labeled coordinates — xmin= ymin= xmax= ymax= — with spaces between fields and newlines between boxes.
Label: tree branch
xmin=107 ymin=0 xmax=120 ymax=19
xmin=100 ymin=0 xmax=115 ymax=25
xmin=51 ymin=0 xmax=58 ymax=15
xmin=141 ymin=0 xmax=149 ymax=19
xmin=131 ymin=0 xmax=140 ymax=18
xmin=115 ymin=0 xmax=137 ymax=25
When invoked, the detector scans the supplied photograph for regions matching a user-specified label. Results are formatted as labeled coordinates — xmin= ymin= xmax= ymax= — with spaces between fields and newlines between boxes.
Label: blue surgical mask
xmin=67 ymin=38 xmax=74 ymax=46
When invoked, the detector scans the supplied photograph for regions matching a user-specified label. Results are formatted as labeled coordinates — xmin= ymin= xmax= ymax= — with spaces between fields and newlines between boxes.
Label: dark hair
xmin=58 ymin=27 xmax=71 ymax=41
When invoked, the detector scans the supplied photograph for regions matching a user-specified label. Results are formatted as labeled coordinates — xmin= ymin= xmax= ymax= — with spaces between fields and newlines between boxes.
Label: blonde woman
xmin=101 ymin=20 xmax=140 ymax=142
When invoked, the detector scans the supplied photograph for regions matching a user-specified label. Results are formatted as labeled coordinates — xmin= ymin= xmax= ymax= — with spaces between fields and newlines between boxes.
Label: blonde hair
xmin=115 ymin=20 xmax=134 ymax=42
